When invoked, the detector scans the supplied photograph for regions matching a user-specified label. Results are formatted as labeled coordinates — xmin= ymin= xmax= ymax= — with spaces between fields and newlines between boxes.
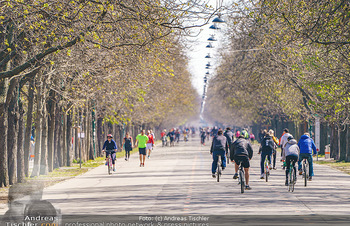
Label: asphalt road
xmin=1 ymin=137 xmax=350 ymax=225
xmin=42 ymin=137 xmax=350 ymax=215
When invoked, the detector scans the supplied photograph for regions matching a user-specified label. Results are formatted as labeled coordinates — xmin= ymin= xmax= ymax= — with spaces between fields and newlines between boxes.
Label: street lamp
xmin=212 ymin=17 xmax=225 ymax=23
xmin=206 ymin=43 xmax=214 ymax=48
xmin=208 ymin=36 xmax=217 ymax=41
xmin=209 ymin=24 xmax=220 ymax=30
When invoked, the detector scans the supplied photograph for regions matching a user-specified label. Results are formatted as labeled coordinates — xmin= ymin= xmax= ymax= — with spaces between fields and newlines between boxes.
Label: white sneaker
xmin=260 ymin=174 xmax=264 ymax=179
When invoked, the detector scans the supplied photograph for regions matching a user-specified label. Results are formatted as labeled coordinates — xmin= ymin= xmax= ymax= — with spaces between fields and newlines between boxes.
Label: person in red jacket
xmin=146 ymin=130 xmax=155 ymax=159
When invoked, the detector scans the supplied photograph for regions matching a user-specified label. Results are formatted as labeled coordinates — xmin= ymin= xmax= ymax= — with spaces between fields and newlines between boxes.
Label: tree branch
xmin=0 ymin=35 xmax=82 ymax=79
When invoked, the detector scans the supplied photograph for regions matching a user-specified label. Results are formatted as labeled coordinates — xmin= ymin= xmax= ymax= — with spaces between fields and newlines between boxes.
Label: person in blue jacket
xmin=298 ymin=133 xmax=317 ymax=180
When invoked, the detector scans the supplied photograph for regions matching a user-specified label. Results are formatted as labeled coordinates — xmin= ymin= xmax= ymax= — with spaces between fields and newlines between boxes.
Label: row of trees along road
xmin=0 ymin=0 xmax=217 ymax=187
xmin=205 ymin=0 xmax=350 ymax=161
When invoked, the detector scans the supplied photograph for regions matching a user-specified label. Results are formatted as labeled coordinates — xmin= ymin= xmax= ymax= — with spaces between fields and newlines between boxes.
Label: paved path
xmin=1 ymin=137 xmax=350 ymax=217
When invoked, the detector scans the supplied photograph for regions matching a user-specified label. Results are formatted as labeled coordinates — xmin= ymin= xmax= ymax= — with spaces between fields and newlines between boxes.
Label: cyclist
xmin=160 ymin=129 xmax=166 ymax=139
xmin=167 ymin=128 xmax=175 ymax=146
xmin=280 ymin=128 xmax=292 ymax=168
xmin=175 ymin=129 xmax=180 ymax=143
xmin=269 ymin=130 xmax=279 ymax=170
xmin=235 ymin=130 xmax=240 ymax=139
xmin=183 ymin=129 xmax=188 ymax=142
xmin=280 ymin=128 xmax=291 ymax=157
xmin=146 ymin=130 xmax=154 ymax=159
xmin=205 ymin=127 xmax=210 ymax=141
xmin=161 ymin=129 xmax=167 ymax=146
xmin=150 ymin=130 xmax=155 ymax=141
xmin=224 ymin=127 xmax=234 ymax=158
xmin=200 ymin=129 xmax=207 ymax=145
xmin=258 ymin=131 xmax=276 ymax=179
xmin=241 ymin=128 xmax=249 ymax=140
xmin=282 ymin=135 xmax=299 ymax=186
xmin=122 ymin=132 xmax=133 ymax=161
xmin=135 ymin=130 xmax=149 ymax=167
xmin=211 ymin=126 xmax=218 ymax=137
xmin=231 ymin=134 xmax=254 ymax=190
xmin=249 ymin=132 xmax=255 ymax=142
xmin=102 ymin=134 xmax=117 ymax=171
xmin=298 ymin=133 xmax=317 ymax=180
xmin=210 ymin=130 xmax=229 ymax=178
xmin=258 ymin=129 xmax=265 ymax=143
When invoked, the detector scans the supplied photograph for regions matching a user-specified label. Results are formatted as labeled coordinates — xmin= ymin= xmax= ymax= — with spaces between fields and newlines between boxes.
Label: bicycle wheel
xmin=265 ymin=161 xmax=268 ymax=182
xmin=107 ymin=157 xmax=111 ymax=175
xmin=303 ymin=161 xmax=307 ymax=187
xmin=239 ymin=169 xmax=245 ymax=193
xmin=217 ymin=166 xmax=220 ymax=182
xmin=217 ymin=158 xmax=221 ymax=182
xmin=290 ymin=167 xmax=295 ymax=192
xmin=109 ymin=157 xmax=113 ymax=175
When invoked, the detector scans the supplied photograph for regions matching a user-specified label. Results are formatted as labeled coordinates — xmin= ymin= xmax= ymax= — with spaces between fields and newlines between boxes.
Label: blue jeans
xmin=298 ymin=153 xmax=314 ymax=177
xmin=212 ymin=150 xmax=227 ymax=174
xmin=260 ymin=151 xmax=272 ymax=175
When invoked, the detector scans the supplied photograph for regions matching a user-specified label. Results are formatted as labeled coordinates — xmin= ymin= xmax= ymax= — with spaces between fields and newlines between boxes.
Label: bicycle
xmin=264 ymin=157 xmax=270 ymax=182
xmin=302 ymin=157 xmax=309 ymax=187
xmin=104 ymin=152 xmax=113 ymax=175
xmin=216 ymin=155 xmax=222 ymax=182
xmin=288 ymin=163 xmax=296 ymax=192
xmin=238 ymin=162 xmax=245 ymax=194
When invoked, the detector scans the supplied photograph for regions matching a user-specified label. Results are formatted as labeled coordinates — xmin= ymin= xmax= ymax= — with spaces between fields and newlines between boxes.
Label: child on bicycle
xmin=282 ymin=135 xmax=299 ymax=186
xmin=102 ymin=134 xmax=118 ymax=171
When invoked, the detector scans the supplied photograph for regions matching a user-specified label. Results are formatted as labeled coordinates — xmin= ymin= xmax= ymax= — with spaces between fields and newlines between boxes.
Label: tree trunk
xmin=17 ymin=93 xmax=25 ymax=182
xmin=7 ymin=78 xmax=19 ymax=185
xmin=47 ymin=90 xmax=56 ymax=172
xmin=320 ymin=122 xmax=327 ymax=155
xmin=24 ymin=78 xmax=34 ymax=177
xmin=0 ymin=102 xmax=9 ymax=187
xmin=31 ymin=80 xmax=42 ymax=177
xmin=330 ymin=123 xmax=338 ymax=160
xmin=339 ymin=125 xmax=347 ymax=161
xmin=97 ymin=117 xmax=102 ymax=157
xmin=39 ymin=107 xmax=48 ymax=175
xmin=86 ymin=106 xmax=91 ymax=160
xmin=346 ymin=124 xmax=350 ymax=162
xmin=83 ymin=108 xmax=87 ymax=162
xmin=66 ymin=108 xmax=73 ymax=166
xmin=55 ymin=107 xmax=63 ymax=168
xmin=74 ymin=109 xmax=79 ymax=160
xmin=62 ymin=112 xmax=67 ymax=165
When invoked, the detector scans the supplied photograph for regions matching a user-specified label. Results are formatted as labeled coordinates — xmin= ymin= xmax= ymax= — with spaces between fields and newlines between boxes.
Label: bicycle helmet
xmin=107 ymin=134 xmax=113 ymax=138
xmin=287 ymin=135 xmax=294 ymax=141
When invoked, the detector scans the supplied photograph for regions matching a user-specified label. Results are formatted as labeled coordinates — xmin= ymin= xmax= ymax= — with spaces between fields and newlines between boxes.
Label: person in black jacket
xmin=224 ymin=127 xmax=234 ymax=161
xmin=258 ymin=132 xmax=277 ymax=179
xmin=210 ymin=130 xmax=229 ymax=178
xmin=231 ymin=135 xmax=254 ymax=190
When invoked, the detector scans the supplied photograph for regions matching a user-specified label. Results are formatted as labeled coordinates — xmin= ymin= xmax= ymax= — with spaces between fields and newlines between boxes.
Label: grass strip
xmin=315 ymin=160 xmax=350 ymax=175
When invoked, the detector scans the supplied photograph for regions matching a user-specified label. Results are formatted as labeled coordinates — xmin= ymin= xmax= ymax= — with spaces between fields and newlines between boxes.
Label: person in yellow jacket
xmin=269 ymin=130 xmax=279 ymax=170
